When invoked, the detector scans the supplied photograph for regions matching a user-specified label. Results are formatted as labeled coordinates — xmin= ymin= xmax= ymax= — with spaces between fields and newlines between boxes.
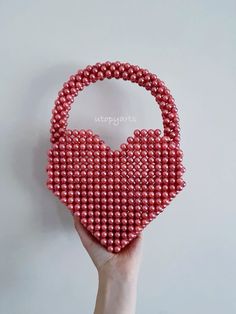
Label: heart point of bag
xmin=46 ymin=61 xmax=186 ymax=253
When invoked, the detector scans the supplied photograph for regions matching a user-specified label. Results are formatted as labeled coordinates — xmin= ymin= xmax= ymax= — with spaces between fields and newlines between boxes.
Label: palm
xmin=74 ymin=215 xmax=142 ymax=277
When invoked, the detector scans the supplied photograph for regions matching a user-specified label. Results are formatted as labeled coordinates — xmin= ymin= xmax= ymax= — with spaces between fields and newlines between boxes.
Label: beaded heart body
xmin=46 ymin=61 xmax=185 ymax=253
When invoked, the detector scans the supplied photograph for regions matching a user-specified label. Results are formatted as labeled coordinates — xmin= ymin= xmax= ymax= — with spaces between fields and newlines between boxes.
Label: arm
xmin=74 ymin=212 xmax=142 ymax=314
xmin=94 ymin=266 xmax=138 ymax=314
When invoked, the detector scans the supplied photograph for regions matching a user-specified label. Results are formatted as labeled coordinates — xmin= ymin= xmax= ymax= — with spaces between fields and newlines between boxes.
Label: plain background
xmin=0 ymin=1 xmax=236 ymax=313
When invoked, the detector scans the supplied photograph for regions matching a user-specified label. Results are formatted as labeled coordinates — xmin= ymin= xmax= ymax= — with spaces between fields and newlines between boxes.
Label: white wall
xmin=0 ymin=1 xmax=236 ymax=313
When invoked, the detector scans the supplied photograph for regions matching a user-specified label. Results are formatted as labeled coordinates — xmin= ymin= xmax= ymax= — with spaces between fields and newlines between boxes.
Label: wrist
xmin=95 ymin=269 xmax=138 ymax=314
xmin=98 ymin=267 xmax=139 ymax=288
xmin=98 ymin=262 xmax=139 ymax=285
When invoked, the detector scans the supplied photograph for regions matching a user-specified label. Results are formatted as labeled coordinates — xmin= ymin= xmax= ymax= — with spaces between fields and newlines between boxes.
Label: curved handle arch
xmin=50 ymin=61 xmax=180 ymax=145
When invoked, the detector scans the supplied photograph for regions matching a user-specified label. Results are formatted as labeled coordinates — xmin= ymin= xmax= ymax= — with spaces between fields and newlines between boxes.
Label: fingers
xmin=73 ymin=212 xmax=85 ymax=236
xmin=73 ymin=212 xmax=111 ymax=269
xmin=73 ymin=212 xmax=93 ymax=248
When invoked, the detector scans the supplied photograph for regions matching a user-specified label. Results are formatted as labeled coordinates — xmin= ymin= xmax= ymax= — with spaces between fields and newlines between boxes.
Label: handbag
xmin=46 ymin=61 xmax=186 ymax=253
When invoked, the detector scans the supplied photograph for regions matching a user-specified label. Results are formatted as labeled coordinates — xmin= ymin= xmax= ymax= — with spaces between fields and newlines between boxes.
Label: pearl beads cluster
xmin=47 ymin=61 xmax=185 ymax=253
xmin=50 ymin=61 xmax=180 ymax=145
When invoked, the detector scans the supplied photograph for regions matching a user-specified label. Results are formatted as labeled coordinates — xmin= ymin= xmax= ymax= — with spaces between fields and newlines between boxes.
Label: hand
xmin=74 ymin=212 xmax=143 ymax=314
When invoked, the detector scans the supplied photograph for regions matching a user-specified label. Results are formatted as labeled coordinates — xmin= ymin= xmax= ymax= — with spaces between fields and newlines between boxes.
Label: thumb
xmin=73 ymin=212 xmax=93 ymax=248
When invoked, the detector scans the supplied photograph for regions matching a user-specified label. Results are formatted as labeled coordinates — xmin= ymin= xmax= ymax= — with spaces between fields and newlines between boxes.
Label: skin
xmin=74 ymin=212 xmax=143 ymax=314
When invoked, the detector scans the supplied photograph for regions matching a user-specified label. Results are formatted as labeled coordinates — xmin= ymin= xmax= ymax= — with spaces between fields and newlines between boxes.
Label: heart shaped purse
xmin=46 ymin=61 xmax=185 ymax=253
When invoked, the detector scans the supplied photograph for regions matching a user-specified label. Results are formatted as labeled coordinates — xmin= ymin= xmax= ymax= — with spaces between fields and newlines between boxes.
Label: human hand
xmin=73 ymin=212 xmax=143 ymax=314
xmin=73 ymin=212 xmax=142 ymax=279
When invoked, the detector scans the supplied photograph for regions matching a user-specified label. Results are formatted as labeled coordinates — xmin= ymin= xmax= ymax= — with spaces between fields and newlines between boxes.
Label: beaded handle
xmin=50 ymin=61 xmax=180 ymax=145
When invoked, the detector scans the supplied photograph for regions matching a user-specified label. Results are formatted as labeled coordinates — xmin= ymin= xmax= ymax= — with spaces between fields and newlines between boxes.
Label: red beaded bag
xmin=46 ymin=61 xmax=186 ymax=253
